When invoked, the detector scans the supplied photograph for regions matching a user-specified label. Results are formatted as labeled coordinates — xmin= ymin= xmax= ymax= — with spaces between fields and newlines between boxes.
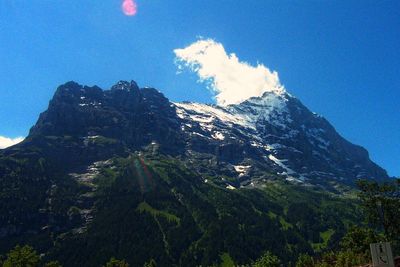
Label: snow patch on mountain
xmin=268 ymin=155 xmax=295 ymax=175
xmin=174 ymin=91 xmax=291 ymax=133
xmin=212 ymin=131 xmax=225 ymax=140
xmin=174 ymin=102 xmax=254 ymax=130
xmin=227 ymin=92 xmax=291 ymax=129
xmin=233 ymin=165 xmax=251 ymax=175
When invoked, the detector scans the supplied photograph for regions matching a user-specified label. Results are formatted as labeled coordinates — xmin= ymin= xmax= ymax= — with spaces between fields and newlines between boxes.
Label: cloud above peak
xmin=174 ymin=39 xmax=285 ymax=106
xmin=0 ymin=136 xmax=24 ymax=149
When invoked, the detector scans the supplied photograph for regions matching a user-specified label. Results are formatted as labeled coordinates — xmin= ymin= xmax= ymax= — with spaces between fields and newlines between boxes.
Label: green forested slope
xmin=0 ymin=152 xmax=362 ymax=266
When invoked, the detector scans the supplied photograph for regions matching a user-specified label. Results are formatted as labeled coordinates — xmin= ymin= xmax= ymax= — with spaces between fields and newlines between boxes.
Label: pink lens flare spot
xmin=122 ymin=0 xmax=137 ymax=16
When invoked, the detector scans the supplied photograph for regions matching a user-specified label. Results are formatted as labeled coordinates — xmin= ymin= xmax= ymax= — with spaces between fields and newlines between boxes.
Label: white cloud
xmin=0 ymin=136 xmax=24 ymax=149
xmin=174 ymin=39 xmax=286 ymax=106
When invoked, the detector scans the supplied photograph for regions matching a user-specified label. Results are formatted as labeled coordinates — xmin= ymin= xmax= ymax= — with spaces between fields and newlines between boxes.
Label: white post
xmin=370 ymin=242 xmax=395 ymax=267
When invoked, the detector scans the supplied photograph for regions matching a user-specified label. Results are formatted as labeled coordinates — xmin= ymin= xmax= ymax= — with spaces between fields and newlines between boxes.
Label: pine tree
xmin=253 ymin=251 xmax=281 ymax=267
xmin=2 ymin=245 xmax=40 ymax=267
xmin=103 ymin=257 xmax=129 ymax=267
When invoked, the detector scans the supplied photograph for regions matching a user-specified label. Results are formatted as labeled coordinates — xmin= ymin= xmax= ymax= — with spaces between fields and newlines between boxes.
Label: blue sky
xmin=0 ymin=0 xmax=399 ymax=176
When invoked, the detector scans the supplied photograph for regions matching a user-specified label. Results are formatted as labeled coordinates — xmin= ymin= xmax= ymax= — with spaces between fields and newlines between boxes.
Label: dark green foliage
xmin=294 ymin=226 xmax=378 ymax=267
xmin=260 ymin=181 xmax=361 ymax=255
xmin=143 ymin=259 xmax=157 ymax=267
xmin=44 ymin=261 xmax=63 ymax=267
xmin=295 ymin=254 xmax=314 ymax=267
xmin=319 ymin=250 xmax=369 ymax=267
xmin=2 ymin=245 xmax=40 ymax=267
xmin=0 ymin=151 xmax=365 ymax=267
xmin=252 ymin=251 xmax=281 ymax=267
xmin=357 ymin=179 xmax=400 ymax=242
xmin=103 ymin=257 xmax=129 ymax=267
xmin=339 ymin=226 xmax=380 ymax=255
xmin=289 ymin=180 xmax=400 ymax=267
xmin=333 ymin=250 xmax=367 ymax=267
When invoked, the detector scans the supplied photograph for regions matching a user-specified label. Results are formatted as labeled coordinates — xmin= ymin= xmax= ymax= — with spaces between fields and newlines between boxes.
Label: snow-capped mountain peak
xmin=26 ymin=80 xmax=389 ymax=191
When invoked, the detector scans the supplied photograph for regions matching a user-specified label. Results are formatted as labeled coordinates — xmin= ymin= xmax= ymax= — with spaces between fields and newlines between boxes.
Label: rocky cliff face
xmin=22 ymin=81 xmax=184 ymax=170
xmin=30 ymin=80 xmax=183 ymax=150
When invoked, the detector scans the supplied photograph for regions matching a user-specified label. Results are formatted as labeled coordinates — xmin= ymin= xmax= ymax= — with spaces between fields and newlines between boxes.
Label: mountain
xmin=27 ymin=80 xmax=388 ymax=188
xmin=0 ymin=80 xmax=389 ymax=266
xmin=174 ymin=90 xmax=388 ymax=190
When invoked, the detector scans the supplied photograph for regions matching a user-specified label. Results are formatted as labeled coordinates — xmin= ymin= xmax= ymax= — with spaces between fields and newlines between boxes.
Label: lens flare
xmin=132 ymin=158 xmax=154 ymax=194
xmin=122 ymin=0 xmax=137 ymax=16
